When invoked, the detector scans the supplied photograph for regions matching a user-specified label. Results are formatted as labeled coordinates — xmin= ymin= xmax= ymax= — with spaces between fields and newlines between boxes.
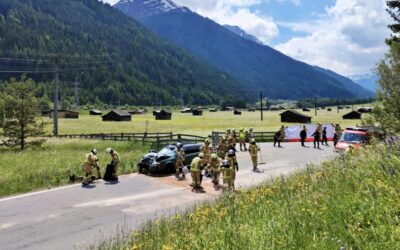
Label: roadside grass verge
xmin=0 ymin=139 xmax=148 ymax=197
xmin=98 ymin=144 xmax=400 ymax=249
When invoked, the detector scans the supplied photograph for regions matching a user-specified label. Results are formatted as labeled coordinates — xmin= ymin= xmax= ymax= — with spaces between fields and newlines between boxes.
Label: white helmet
xmin=198 ymin=153 xmax=204 ymax=159
xmin=105 ymin=148 xmax=112 ymax=154
xmin=91 ymin=149 xmax=97 ymax=155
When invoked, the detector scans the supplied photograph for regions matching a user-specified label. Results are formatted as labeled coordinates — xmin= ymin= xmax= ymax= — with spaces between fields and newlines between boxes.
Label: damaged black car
xmin=137 ymin=143 xmax=200 ymax=174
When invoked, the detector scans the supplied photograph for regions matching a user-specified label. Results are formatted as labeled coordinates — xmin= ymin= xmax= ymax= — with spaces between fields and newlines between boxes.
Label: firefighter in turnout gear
xmin=249 ymin=139 xmax=260 ymax=171
xmin=82 ymin=149 xmax=101 ymax=185
xmin=175 ymin=143 xmax=185 ymax=179
xmin=200 ymin=139 xmax=212 ymax=176
xmin=221 ymin=159 xmax=234 ymax=191
xmin=217 ymin=137 xmax=228 ymax=158
xmin=190 ymin=153 xmax=204 ymax=191
xmin=225 ymin=149 xmax=239 ymax=186
xmin=239 ymin=127 xmax=247 ymax=151
xmin=208 ymin=153 xmax=221 ymax=186
xmin=106 ymin=147 xmax=120 ymax=180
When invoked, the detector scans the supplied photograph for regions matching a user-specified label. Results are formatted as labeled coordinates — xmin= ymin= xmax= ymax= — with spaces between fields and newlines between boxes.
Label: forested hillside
xmin=0 ymin=0 xmax=248 ymax=105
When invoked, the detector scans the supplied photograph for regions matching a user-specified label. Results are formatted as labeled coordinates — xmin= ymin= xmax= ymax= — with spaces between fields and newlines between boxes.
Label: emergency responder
xmin=322 ymin=127 xmax=328 ymax=146
xmin=312 ymin=128 xmax=321 ymax=149
xmin=249 ymin=139 xmax=260 ymax=171
xmin=200 ymin=139 xmax=212 ymax=176
xmin=231 ymin=129 xmax=237 ymax=149
xmin=279 ymin=125 xmax=286 ymax=143
xmin=248 ymin=128 xmax=254 ymax=140
xmin=225 ymin=129 xmax=231 ymax=140
xmin=208 ymin=153 xmax=221 ymax=186
xmin=207 ymin=133 xmax=214 ymax=147
xmin=106 ymin=147 xmax=120 ymax=181
xmin=221 ymin=159 xmax=234 ymax=191
xmin=273 ymin=130 xmax=282 ymax=147
xmin=175 ymin=143 xmax=185 ymax=179
xmin=333 ymin=132 xmax=339 ymax=146
xmin=300 ymin=126 xmax=307 ymax=147
xmin=335 ymin=124 xmax=343 ymax=139
xmin=239 ymin=127 xmax=247 ymax=151
xmin=217 ymin=137 xmax=228 ymax=159
xmin=226 ymin=149 xmax=239 ymax=187
xmin=82 ymin=149 xmax=100 ymax=186
xmin=190 ymin=153 xmax=204 ymax=191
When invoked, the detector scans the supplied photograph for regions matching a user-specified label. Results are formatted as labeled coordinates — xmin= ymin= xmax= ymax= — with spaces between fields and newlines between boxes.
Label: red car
xmin=335 ymin=128 xmax=368 ymax=153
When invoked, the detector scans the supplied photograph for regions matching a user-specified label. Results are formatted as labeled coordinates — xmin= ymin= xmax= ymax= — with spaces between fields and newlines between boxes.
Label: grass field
xmin=98 ymin=144 xmax=400 ymax=250
xmin=0 ymin=139 xmax=148 ymax=197
xmin=46 ymin=108 xmax=362 ymax=136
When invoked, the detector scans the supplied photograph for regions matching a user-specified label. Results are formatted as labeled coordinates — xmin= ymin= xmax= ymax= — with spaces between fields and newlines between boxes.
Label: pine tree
xmin=372 ymin=1 xmax=400 ymax=134
xmin=0 ymin=76 xmax=47 ymax=150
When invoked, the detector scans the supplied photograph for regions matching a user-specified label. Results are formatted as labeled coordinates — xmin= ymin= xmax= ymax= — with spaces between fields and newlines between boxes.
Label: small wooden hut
xmin=49 ymin=110 xmax=79 ymax=119
xmin=234 ymin=110 xmax=242 ymax=115
xmin=280 ymin=110 xmax=311 ymax=123
xmin=154 ymin=110 xmax=172 ymax=120
xmin=342 ymin=111 xmax=362 ymax=120
xmin=102 ymin=110 xmax=132 ymax=122
xmin=192 ymin=109 xmax=203 ymax=116
xmin=89 ymin=109 xmax=102 ymax=116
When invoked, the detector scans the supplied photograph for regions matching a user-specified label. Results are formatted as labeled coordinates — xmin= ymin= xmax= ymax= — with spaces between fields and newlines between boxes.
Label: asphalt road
xmin=0 ymin=142 xmax=336 ymax=250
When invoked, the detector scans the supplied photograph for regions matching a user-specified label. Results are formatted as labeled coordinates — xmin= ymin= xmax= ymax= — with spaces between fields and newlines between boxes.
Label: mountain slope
xmin=115 ymin=0 xmax=374 ymax=99
xmin=0 ymin=0 xmax=247 ymax=105
xmin=313 ymin=66 xmax=375 ymax=97
xmin=223 ymin=25 xmax=263 ymax=45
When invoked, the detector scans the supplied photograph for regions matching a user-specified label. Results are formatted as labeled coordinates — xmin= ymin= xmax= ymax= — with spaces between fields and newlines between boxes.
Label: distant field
xmin=45 ymin=108 xmax=363 ymax=136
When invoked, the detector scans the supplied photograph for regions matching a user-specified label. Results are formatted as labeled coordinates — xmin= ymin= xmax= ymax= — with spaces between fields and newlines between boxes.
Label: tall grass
xmin=100 ymin=144 xmax=400 ymax=249
xmin=0 ymin=139 xmax=148 ymax=197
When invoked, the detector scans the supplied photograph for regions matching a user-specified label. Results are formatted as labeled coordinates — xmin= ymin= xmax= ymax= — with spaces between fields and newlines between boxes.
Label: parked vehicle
xmin=138 ymin=143 xmax=201 ymax=174
xmin=335 ymin=127 xmax=369 ymax=153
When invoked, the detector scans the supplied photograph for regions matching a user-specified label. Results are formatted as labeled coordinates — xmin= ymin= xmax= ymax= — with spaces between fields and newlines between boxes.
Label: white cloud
xmin=275 ymin=0 xmax=390 ymax=76
xmin=174 ymin=0 xmax=279 ymax=44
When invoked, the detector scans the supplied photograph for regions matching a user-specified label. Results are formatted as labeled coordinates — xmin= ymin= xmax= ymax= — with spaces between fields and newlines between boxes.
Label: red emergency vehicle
xmin=335 ymin=127 xmax=368 ymax=153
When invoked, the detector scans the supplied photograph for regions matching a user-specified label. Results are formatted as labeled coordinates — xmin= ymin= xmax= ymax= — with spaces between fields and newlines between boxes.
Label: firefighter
xmin=231 ymin=129 xmax=237 ymax=149
xmin=248 ymin=128 xmax=254 ymax=140
xmin=279 ymin=125 xmax=286 ymax=143
xmin=190 ymin=153 xmax=204 ymax=191
xmin=217 ymin=137 xmax=228 ymax=159
xmin=335 ymin=124 xmax=343 ymax=139
xmin=221 ymin=159 xmax=234 ymax=191
xmin=175 ymin=143 xmax=185 ymax=179
xmin=248 ymin=139 xmax=260 ymax=171
xmin=300 ymin=126 xmax=307 ymax=147
xmin=322 ymin=127 xmax=328 ymax=146
xmin=225 ymin=129 xmax=231 ymax=140
xmin=208 ymin=153 xmax=221 ymax=186
xmin=312 ymin=128 xmax=321 ymax=149
xmin=106 ymin=147 xmax=120 ymax=180
xmin=239 ymin=127 xmax=247 ymax=151
xmin=82 ymin=149 xmax=100 ymax=186
xmin=273 ymin=130 xmax=282 ymax=147
xmin=207 ymin=133 xmax=214 ymax=147
xmin=226 ymin=149 xmax=239 ymax=185
xmin=333 ymin=132 xmax=339 ymax=147
xmin=200 ymin=139 xmax=212 ymax=176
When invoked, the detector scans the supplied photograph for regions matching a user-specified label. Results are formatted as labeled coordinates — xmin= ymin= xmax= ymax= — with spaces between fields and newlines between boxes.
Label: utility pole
xmin=53 ymin=54 xmax=61 ymax=136
xmin=73 ymin=75 xmax=80 ymax=110
xmin=260 ymin=91 xmax=263 ymax=121
xmin=314 ymin=97 xmax=317 ymax=116
xmin=337 ymin=98 xmax=339 ymax=114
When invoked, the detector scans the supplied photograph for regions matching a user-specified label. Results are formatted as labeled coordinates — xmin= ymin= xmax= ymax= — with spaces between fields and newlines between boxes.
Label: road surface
xmin=0 ymin=142 xmax=336 ymax=250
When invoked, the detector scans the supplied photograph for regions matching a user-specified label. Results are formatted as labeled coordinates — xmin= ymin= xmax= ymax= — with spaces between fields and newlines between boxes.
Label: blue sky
xmin=104 ymin=0 xmax=390 ymax=78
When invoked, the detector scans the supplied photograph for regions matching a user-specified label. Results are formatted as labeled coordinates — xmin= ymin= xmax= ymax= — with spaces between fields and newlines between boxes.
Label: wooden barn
xmin=357 ymin=107 xmax=373 ymax=113
xmin=302 ymin=107 xmax=311 ymax=112
xmin=234 ymin=110 xmax=242 ymax=115
xmin=280 ymin=110 xmax=311 ymax=123
xmin=180 ymin=108 xmax=192 ymax=113
xmin=102 ymin=110 xmax=132 ymax=122
xmin=192 ymin=109 xmax=203 ymax=116
xmin=89 ymin=109 xmax=102 ymax=116
xmin=343 ymin=111 xmax=362 ymax=120
xmin=128 ymin=109 xmax=146 ymax=115
xmin=154 ymin=110 xmax=172 ymax=120
xmin=49 ymin=110 xmax=79 ymax=119
xmin=209 ymin=108 xmax=218 ymax=112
